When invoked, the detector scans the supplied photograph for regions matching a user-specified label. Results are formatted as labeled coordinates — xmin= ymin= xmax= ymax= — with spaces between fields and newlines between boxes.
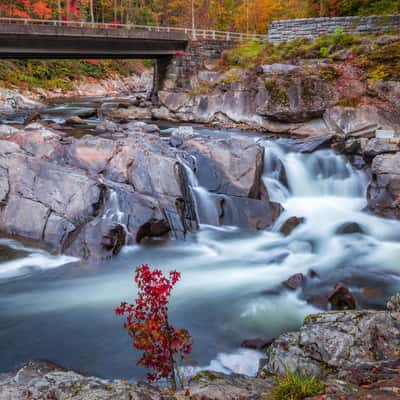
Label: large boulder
xmin=257 ymin=74 xmax=338 ymax=123
xmin=262 ymin=310 xmax=400 ymax=377
xmin=363 ymin=137 xmax=400 ymax=157
xmin=368 ymin=152 xmax=400 ymax=217
xmin=324 ymin=105 xmax=398 ymax=138
xmin=173 ymin=130 xmax=266 ymax=199
xmin=281 ymin=134 xmax=332 ymax=153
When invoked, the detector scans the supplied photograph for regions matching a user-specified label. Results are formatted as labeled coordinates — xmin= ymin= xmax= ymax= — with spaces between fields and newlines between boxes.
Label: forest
xmin=0 ymin=0 xmax=398 ymax=34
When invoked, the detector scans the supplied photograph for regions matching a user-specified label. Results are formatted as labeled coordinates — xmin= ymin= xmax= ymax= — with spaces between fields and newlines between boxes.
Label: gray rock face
xmin=258 ymin=75 xmax=338 ymax=123
xmin=262 ymin=310 xmax=400 ymax=377
xmin=0 ymin=121 xmax=277 ymax=259
xmin=0 ymin=88 xmax=43 ymax=114
xmin=174 ymin=130 xmax=265 ymax=199
xmin=368 ymin=153 xmax=400 ymax=217
xmin=282 ymin=134 xmax=332 ymax=153
xmin=364 ymin=138 xmax=400 ymax=157
xmin=324 ymin=105 xmax=400 ymax=138
xmin=155 ymin=65 xmax=340 ymax=133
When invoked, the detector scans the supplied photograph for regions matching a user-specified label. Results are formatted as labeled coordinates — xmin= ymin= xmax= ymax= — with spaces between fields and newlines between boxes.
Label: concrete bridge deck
xmin=0 ymin=22 xmax=188 ymax=59
xmin=0 ymin=18 xmax=267 ymax=59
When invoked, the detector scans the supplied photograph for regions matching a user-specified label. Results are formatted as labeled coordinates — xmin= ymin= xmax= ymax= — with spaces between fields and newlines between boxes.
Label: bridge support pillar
xmin=151 ymin=56 xmax=172 ymax=104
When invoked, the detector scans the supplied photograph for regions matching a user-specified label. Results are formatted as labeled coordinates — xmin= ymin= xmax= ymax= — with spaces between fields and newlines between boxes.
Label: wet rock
xmin=364 ymin=138 xmax=400 ymax=157
xmin=24 ymin=111 xmax=41 ymax=125
xmin=65 ymin=115 xmax=86 ymax=125
xmin=283 ymin=134 xmax=332 ymax=153
xmin=284 ymin=273 xmax=305 ymax=290
xmin=0 ymin=195 xmax=50 ymax=241
xmin=106 ymin=105 xmax=152 ymax=121
xmin=308 ymin=269 xmax=319 ymax=278
xmin=136 ymin=218 xmax=170 ymax=243
xmin=95 ymin=120 xmax=121 ymax=134
xmin=323 ymin=106 xmax=392 ymax=138
xmin=0 ymin=88 xmax=43 ymax=113
xmin=351 ymin=155 xmax=366 ymax=169
xmin=335 ymin=222 xmax=364 ymax=235
xmin=368 ymin=152 xmax=400 ymax=217
xmin=241 ymin=337 xmax=273 ymax=350
xmin=220 ymin=196 xmax=282 ymax=230
xmin=262 ymin=310 xmax=400 ymax=377
xmin=169 ymin=135 xmax=183 ymax=147
xmin=65 ymin=136 xmax=118 ymax=174
xmin=176 ymin=132 xmax=266 ymax=199
xmin=65 ymin=219 xmax=126 ymax=260
xmin=142 ymin=124 xmax=160 ymax=133
xmin=280 ymin=216 xmax=305 ymax=236
xmin=328 ymin=283 xmax=356 ymax=310
xmin=306 ymin=294 xmax=329 ymax=310
xmin=77 ymin=108 xmax=97 ymax=119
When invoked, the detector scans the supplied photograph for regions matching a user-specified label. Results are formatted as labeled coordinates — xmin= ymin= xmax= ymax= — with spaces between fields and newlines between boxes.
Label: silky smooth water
xmin=1 ymin=129 xmax=400 ymax=380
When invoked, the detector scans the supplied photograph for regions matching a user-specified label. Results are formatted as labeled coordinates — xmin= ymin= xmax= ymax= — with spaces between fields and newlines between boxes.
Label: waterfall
xmin=3 ymin=133 xmax=400 ymax=382
xmin=102 ymin=189 xmax=125 ymax=224
xmin=178 ymin=155 xmax=221 ymax=226
xmin=262 ymin=140 xmax=368 ymax=201
xmin=102 ymin=189 xmax=130 ymax=242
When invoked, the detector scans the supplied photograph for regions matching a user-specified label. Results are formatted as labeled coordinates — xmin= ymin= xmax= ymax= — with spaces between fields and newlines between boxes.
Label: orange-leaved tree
xmin=115 ymin=264 xmax=192 ymax=391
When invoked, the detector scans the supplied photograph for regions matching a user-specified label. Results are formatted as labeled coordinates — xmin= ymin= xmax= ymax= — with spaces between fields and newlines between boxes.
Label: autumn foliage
xmin=115 ymin=264 xmax=192 ymax=390
xmin=0 ymin=0 xmax=397 ymax=34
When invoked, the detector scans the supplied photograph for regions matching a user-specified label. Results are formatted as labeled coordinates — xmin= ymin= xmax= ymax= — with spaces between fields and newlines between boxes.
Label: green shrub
xmin=223 ymin=40 xmax=265 ymax=68
xmin=0 ymin=59 xmax=147 ymax=90
xmin=320 ymin=47 xmax=330 ymax=58
xmin=268 ymin=369 xmax=325 ymax=400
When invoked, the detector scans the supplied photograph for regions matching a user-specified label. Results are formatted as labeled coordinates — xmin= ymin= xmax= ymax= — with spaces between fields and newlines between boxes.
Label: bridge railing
xmin=0 ymin=17 xmax=268 ymax=42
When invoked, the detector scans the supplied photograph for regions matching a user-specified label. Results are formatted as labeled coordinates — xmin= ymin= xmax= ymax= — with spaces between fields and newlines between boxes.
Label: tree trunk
xmin=165 ymin=319 xmax=177 ymax=392
xmin=57 ymin=0 xmax=62 ymax=20
xmin=90 ymin=0 xmax=95 ymax=24
xmin=65 ymin=0 xmax=71 ymax=20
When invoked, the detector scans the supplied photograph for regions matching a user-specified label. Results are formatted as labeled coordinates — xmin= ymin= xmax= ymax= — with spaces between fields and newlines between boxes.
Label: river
xmin=1 ymin=98 xmax=400 ymax=381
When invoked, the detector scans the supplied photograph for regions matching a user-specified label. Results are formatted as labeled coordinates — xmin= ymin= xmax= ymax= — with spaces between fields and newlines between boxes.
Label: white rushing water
xmin=1 ymin=134 xmax=400 ymax=380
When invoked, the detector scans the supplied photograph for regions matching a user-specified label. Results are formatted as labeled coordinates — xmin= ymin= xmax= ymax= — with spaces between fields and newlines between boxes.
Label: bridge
xmin=0 ymin=18 xmax=266 ymax=100
xmin=0 ymin=18 xmax=266 ymax=59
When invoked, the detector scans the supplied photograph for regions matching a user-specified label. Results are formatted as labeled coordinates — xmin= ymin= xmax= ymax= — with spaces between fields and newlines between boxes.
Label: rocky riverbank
xmin=2 ymin=301 xmax=400 ymax=399
xmin=95 ymin=33 xmax=400 ymax=218
xmin=0 ymin=121 xmax=280 ymax=260
xmin=0 ymin=66 xmax=152 ymax=116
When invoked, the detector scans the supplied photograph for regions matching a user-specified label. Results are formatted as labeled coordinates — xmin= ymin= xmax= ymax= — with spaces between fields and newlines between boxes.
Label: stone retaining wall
xmin=268 ymin=15 xmax=400 ymax=43
xmin=162 ymin=40 xmax=235 ymax=91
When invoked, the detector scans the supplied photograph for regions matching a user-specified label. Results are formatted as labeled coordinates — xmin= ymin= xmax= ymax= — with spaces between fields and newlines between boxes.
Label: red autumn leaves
xmin=115 ymin=264 xmax=192 ymax=388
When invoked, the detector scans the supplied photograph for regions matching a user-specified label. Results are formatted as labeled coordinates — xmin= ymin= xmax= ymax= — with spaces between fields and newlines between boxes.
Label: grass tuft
xmin=267 ymin=369 xmax=325 ymax=400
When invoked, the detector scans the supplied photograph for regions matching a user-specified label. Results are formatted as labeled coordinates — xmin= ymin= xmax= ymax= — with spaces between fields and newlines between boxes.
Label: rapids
xmin=1 ymin=121 xmax=400 ymax=380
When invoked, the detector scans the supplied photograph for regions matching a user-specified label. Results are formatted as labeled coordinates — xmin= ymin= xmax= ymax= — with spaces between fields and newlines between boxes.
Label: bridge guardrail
xmin=0 ymin=17 xmax=268 ymax=42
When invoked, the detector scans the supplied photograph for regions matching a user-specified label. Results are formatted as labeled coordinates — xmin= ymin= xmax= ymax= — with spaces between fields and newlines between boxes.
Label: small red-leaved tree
xmin=115 ymin=264 xmax=192 ymax=391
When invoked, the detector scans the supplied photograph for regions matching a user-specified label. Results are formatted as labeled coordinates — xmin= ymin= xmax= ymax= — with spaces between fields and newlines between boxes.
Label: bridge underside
xmin=0 ymin=24 xmax=188 ymax=59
